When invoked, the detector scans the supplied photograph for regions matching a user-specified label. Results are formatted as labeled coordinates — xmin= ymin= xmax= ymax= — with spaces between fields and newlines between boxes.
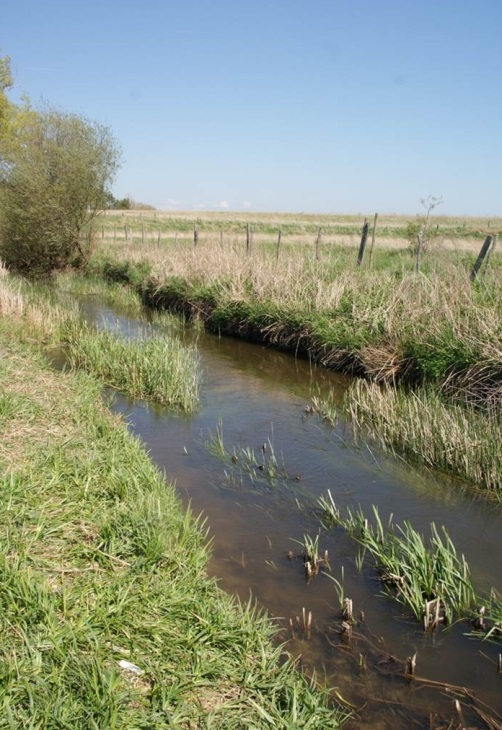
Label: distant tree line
xmin=105 ymin=193 xmax=132 ymax=210
xmin=0 ymin=54 xmax=121 ymax=277
xmin=105 ymin=192 xmax=155 ymax=211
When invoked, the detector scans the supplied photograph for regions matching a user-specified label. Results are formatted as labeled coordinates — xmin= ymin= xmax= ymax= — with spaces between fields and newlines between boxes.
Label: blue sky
xmin=3 ymin=0 xmax=501 ymax=215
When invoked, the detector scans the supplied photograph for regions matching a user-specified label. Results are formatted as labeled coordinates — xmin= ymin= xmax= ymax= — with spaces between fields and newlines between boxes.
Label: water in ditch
xmin=79 ymin=296 xmax=502 ymax=728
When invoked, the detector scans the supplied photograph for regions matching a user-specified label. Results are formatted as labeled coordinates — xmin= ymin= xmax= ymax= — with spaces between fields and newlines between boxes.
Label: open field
xmin=98 ymin=209 xmax=502 ymax=252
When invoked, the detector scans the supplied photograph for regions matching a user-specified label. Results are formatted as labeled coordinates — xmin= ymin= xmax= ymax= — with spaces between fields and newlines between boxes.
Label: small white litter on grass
xmin=118 ymin=659 xmax=144 ymax=675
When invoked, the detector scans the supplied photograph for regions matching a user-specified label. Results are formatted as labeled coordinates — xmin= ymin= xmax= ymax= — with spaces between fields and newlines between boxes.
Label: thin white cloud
xmin=242 ymin=200 xmax=252 ymax=209
xmin=218 ymin=200 xmax=230 ymax=209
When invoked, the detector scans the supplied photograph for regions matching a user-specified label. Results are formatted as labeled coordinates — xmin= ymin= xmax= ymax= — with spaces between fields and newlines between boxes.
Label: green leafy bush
xmin=0 ymin=106 xmax=120 ymax=276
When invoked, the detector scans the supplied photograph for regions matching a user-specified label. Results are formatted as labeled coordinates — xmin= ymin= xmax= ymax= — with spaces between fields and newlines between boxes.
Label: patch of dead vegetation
xmin=358 ymin=343 xmax=404 ymax=383
xmin=0 ymin=350 xmax=83 ymax=475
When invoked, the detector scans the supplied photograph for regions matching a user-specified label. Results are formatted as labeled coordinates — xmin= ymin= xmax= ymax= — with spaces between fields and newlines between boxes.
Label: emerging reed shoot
xmin=290 ymin=532 xmax=330 ymax=580
xmin=204 ymin=424 xmax=288 ymax=485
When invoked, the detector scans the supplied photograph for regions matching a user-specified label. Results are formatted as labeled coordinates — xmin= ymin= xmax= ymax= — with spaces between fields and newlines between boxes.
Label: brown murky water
xmin=81 ymin=297 xmax=502 ymax=728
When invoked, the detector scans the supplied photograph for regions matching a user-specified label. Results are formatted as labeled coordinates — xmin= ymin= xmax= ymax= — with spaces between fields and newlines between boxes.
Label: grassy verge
xmin=0 ymin=301 xmax=347 ymax=727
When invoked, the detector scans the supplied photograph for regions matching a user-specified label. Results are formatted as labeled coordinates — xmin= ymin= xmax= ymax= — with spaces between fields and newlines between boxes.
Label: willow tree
xmin=0 ymin=99 xmax=121 ymax=276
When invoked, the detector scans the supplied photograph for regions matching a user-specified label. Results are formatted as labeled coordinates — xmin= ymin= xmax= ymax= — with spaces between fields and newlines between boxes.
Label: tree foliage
xmin=0 ymin=55 xmax=14 ymax=143
xmin=0 ymin=57 xmax=121 ymax=277
xmin=105 ymin=192 xmax=132 ymax=210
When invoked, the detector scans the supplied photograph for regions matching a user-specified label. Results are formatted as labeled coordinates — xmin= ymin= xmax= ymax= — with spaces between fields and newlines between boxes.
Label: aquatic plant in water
xmin=204 ymin=423 xmax=289 ymax=486
xmin=319 ymin=491 xmax=476 ymax=627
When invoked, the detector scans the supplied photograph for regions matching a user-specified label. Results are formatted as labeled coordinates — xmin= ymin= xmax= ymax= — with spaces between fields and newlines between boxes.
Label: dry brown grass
xmin=0 ymin=348 xmax=85 ymax=475
xmin=0 ymin=276 xmax=24 ymax=317
xmin=95 ymin=234 xmax=501 ymax=371
xmin=0 ymin=276 xmax=78 ymax=341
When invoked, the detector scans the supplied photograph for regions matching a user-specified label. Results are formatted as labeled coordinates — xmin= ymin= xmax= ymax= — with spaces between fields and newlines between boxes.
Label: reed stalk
xmin=345 ymin=381 xmax=502 ymax=491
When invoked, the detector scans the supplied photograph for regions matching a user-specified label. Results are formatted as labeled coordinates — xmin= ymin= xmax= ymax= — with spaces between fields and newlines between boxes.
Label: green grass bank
xmin=0 ymin=278 xmax=347 ymax=728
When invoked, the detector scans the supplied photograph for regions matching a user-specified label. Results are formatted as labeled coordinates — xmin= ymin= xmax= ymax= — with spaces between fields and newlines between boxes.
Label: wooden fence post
xmin=193 ymin=224 xmax=199 ymax=249
xmin=368 ymin=213 xmax=378 ymax=268
xmin=246 ymin=223 xmax=253 ymax=255
xmin=471 ymin=235 xmax=494 ymax=281
xmin=315 ymin=228 xmax=322 ymax=261
xmin=276 ymin=229 xmax=282 ymax=262
xmin=484 ymin=234 xmax=497 ymax=270
xmin=415 ymin=230 xmax=423 ymax=274
xmin=357 ymin=218 xmax=369 ymax=266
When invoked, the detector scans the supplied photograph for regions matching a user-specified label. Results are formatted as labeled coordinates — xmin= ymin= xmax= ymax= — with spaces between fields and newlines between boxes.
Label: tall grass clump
xmin=61 ymin=316 xmax=201 ymax=411
xmin=0 ymin=274 xmax=24 ymax=317
xmin=0 ymin=272 xmax=78 ymax=341
xmin=345 ymin=381 xmax=502 ymax=491
xmin=318 ymin=493 xmax=476 ymax=627
xmin=0 ymin=274 xmax=202 ymax=411
xmin=55 ymin=271 xmax=144 ymax=313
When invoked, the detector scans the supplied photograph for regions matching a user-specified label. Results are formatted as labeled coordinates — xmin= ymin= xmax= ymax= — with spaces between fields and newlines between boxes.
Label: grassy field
xmin=0 ymin=273 xmax=348 ymax=728
xmin=98 ymin=209 xmax=502 ymax=251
